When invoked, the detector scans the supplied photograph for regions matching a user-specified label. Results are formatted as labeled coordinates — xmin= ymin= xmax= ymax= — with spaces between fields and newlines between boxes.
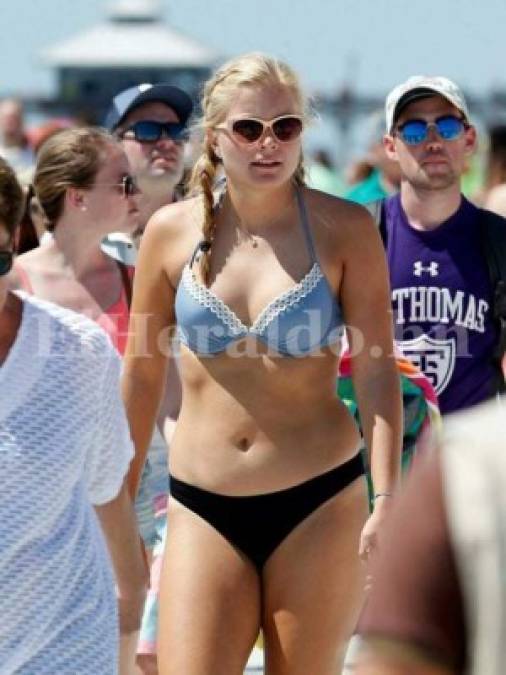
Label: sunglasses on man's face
xmin=122 ymin=120 xmax=188 ymax=143
xmin=216 ymin=115 xmax=304 ymax=145
xmin=0 ymin=250 xmax=13 ymax=277
xmin=395 ymin=115 xmax=468 ymax=146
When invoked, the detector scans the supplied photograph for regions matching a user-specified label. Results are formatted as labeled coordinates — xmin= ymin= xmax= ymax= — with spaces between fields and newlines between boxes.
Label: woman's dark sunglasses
xmin=119 ymin=175 xmax=139 ymax=197
xmin=395 ymin=115 xmax=469 ymax=146
xmin=122 ymin=120 xmax=188 ymax=143
xmin=0 ymin=250 xmax=13 ymax=277
xmin=95 ymin=175 xmax=139 ymax=198
xmin=216 ymin=115 xmax=304 ymax=144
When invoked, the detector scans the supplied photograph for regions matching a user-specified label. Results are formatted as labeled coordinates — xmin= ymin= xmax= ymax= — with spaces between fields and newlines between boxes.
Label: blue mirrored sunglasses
xmin=0 ymin=250 xmax=13 ymax=277
xmin=122 ymin=120 xmax=188 ymax=143
xmin=396 ymin=115 xmax=468 ymax=145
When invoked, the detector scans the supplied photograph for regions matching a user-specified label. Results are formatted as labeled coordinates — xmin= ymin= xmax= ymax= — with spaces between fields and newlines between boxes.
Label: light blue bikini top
xmin=175 ymin=189 xmax=344 ymax=357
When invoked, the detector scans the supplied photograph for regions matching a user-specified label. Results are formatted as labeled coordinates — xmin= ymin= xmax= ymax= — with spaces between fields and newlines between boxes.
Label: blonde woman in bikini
xmin=123 ymin=53 xmax=402 ymax=675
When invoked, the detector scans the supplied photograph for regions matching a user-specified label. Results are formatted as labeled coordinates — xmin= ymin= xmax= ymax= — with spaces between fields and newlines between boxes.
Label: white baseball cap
xmin=101 ymin=232 xmax=138 ymax=266
xmin=385 ymin=76 xmax=470 ymax=133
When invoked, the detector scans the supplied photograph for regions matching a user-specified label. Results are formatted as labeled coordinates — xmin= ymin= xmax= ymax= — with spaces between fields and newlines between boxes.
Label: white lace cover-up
xmin=0 ymin=293 xmax=133 ymax=674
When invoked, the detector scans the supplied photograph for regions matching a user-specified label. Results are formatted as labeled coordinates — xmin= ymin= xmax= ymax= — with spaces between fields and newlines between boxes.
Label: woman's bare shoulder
xmin=303 ymin=187 xmax=379 ymax=250
xmin=143 ymin=196 xmax=203 ymax=245
xmin=139 ymin=196 xmax=204 ymax=284
xmin=11 ymin=245 xmax=53 ymax=287
xmin=15 ymin=244 xmax=47 ymax=267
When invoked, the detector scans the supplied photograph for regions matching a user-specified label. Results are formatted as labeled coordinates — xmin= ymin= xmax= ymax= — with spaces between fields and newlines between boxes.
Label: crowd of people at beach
xmin=0 ymin=52 xmax=505 ymax=675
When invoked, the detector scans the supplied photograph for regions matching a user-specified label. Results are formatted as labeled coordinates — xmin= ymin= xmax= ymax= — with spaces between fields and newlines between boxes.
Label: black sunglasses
xmin=0 ymin=250 xmax=13 ymax=277
xmin=119 ymin=175 xmax=139 ymax=197
xmin=122 ymin=120 xmax=188 ymax=143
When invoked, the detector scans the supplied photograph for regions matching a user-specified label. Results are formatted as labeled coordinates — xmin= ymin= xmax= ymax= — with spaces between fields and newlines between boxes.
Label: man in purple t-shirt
xmin=380 ymin=75 xmax=502 ymax=414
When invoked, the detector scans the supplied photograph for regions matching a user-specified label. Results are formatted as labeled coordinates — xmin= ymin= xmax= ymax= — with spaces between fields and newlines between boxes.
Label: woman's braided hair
xmin=188 ymin=52 xmax=308 ymax=285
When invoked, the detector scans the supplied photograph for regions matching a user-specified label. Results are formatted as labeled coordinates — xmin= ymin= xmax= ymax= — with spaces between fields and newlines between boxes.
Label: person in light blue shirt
xmin=345 ymin=111 xmax=400 ymax=205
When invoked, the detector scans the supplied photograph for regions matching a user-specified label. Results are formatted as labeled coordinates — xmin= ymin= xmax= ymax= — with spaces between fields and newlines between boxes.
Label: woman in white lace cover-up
xmin=122 ymin=53 xmax=402 ymax=675
xmin=0 ymin=157 xmax=146 ymax=674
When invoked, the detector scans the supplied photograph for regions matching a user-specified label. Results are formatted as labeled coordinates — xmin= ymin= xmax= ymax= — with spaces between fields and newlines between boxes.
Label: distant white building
xmin=42 ymin=0 xmax=217 ymax=121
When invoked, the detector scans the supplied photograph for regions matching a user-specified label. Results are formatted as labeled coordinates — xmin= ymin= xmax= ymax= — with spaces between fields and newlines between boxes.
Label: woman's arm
xmin=338 ymin=204 xmax=402 ymax=554
xmin=94 ymin=481 xmax=147 ymax=634
xmin=122 ymin=208 xmax=179 ymax=497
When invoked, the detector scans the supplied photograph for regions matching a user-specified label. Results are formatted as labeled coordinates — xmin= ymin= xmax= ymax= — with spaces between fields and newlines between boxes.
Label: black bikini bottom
xmin=169 ymin=453 xmax=364 ymax=572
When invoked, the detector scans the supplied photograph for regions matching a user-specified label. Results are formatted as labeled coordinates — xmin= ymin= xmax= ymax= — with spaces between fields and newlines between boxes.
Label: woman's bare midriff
xmin=169 ymin=342 xmax=362 ymax=494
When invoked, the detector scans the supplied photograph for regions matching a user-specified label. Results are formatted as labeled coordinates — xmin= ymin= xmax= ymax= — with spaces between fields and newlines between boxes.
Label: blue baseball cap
xmin=105 ymin=83 xmax=193 ymax=131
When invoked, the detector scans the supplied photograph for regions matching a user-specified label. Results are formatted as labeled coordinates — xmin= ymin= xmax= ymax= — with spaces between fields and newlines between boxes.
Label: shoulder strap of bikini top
xmin=189 ymin=240 xmax=204 ymax=268
xmin=189 ymin=187 xmax=316 ymax=267
xmin=295 ymin=187 xmax=318 ymax=263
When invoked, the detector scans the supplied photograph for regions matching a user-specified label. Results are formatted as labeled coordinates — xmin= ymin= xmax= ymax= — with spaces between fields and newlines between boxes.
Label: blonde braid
xmin=188 ymin=142 xmax=219 ymax=285
xmin=293 ymin=153 xmax=306 ymax=187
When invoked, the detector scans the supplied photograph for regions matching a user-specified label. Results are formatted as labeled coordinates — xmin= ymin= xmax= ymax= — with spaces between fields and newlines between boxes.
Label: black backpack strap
xmin=364 ymin=198 xmax=387 ymax=245
xmin=479 ymin=208 xmax=506 ymax=392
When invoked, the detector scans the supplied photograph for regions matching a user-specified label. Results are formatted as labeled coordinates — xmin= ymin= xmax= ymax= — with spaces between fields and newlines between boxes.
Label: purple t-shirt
xmin=384 ymin=194 xmax=498 ymax=414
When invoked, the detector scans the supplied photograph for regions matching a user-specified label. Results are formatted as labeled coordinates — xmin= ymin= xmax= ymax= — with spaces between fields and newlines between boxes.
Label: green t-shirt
xmin=345 ymin=168 xmax=390 ymax=205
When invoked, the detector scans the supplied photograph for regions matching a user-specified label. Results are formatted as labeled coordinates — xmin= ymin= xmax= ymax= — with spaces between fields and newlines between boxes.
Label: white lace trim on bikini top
xmin=181 ymin=262 xmax=324 ymax=336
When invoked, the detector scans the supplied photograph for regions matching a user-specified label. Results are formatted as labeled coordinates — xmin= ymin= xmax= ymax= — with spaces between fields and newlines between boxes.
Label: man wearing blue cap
xmin=105 ymin=83 xmax=193 ymax=248
xmin=103 ymin=83 xmax=193 ymax=675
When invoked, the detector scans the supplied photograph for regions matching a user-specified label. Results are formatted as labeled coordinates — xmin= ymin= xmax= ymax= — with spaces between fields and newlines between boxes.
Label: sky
xmin=2 ymin=0 xmax=506 ymax=99
xmin=1 ymin=0 xmax=505 ymax=165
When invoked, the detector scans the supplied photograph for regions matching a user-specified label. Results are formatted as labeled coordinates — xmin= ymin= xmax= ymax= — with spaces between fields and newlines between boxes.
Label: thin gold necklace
xmin=222 ymin=189 xmax=295 ymax=249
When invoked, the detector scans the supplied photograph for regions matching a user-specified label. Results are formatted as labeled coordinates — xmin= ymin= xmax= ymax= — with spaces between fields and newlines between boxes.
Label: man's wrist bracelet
xmin=374 ymin=492 xmax=393 ymax=500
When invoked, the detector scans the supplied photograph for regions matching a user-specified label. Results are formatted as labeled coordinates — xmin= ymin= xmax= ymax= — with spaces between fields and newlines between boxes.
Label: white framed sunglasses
xmin=215 ymin=115 xmax=304 ymax=145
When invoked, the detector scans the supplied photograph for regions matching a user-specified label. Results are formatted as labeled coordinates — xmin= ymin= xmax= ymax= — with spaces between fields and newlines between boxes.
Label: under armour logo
xmin=413 ymin=261 xmax=439 ymax=277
